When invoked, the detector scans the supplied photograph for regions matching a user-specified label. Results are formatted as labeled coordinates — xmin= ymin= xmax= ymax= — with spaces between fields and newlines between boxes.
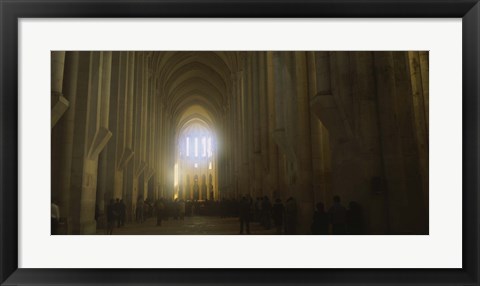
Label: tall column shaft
xmin=51 ymin=51 xmax=69 ymax=127
xmin=55 ymin=51 xmax=79 ymax=234
xmin=292 ymin=52 xmax=314 ymax=234
xmin=265 ymin=52 xmax=279 ymax=199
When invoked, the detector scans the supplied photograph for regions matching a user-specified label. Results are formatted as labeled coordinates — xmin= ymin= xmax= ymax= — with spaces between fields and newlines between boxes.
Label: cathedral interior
xmin=51 ymin=51 xmax=429 ymax=235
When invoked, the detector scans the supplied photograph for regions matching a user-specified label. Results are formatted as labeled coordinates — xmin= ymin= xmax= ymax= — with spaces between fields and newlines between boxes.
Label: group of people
xmin=237 ymin=195 xmax=364 ymax=235
xmin=100 ymin=194 xmax=363 ymax=235
xmin=105 ymin=198 xmax=126 ymax=235
xmin=152 ymin=198 xmax=187 ymax=226
xmin=311 ymin=196 xmax=364 ymax=235
xmin=238 ymin=195 xmax=298 ymax=235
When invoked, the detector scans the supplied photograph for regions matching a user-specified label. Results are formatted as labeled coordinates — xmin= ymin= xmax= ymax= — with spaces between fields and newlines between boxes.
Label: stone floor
xmin=97 ymin=216 xmax=278 ymax=235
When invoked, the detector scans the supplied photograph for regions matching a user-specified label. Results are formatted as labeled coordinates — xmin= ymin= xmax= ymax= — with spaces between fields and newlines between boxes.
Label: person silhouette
xmin=239 ymin=196 xmax=251 ymax=234
xmin=261 ymin=196 xmax=272 ymax=230
xmin=285 ymin=197 xmax=298 ymax=234
xmin=347 ymin=201 xmax=364 ymax=234
xmin=106 ymin=199 xmax=116 ymax=235
xmin=311 ymin=202 xmax=329 ymax=235
xmin=328 ymin=196 xmax=347 ymax=235
xmin=272 ymin=198 xmax=285 ymax=234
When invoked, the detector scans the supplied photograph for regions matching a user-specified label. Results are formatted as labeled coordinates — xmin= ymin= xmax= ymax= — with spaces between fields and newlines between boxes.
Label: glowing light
xmin=202 ymin=137 xmax=207 ymax=157
xmin=194 ymin=163 xmax=198 ymax=168
xmin=186 ymin=137 xmax=190 ymax=157
xmin=174 ymin=163 xmax=178 ymax=187
xmin=195 ymin=137 xmax=198 ymax=157
xmin=208 ymin=137 xmax=212 ymax=157
xmin=209 ymin=161 xmax=212 ymax=170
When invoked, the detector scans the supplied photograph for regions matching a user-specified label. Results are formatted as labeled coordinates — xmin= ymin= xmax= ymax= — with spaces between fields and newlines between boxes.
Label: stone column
xmin=69 ymin=52 xmax=113 ymax=234
xmin=96 ymin=147 xmax=108 ymax=222
xmin=258 ymin=52 xmax=268 ymax=198
xmin=239 ymin=65 xmax=249 ymax=197
xmin=307 ymin=52 xmax=326 ymax=206
xmin=391 ymin=52 xmax=427 ymax=234
xmin=122 ymin=52 xmax=136 ymax=219
xmin=133 ymin=53 xmax=146 ymax=203
xmin=242 ymin=57 xmax=251 ymax=198
xmin=244 ymin=53 xmax=255 ymax=197
xmin=311 ymin=52 xmax=333 ymax=208
xmin=373 ymin=51 xmax=412 ymax=234
xmin=271 ymin=52 xmax=284 ymax=131
xmin=251 ymin=52 xmax=264 ymax=199
xmin=102 ymin=52 xmax=121 ymax=206
xmin=265 ymin=52 xmax=279 ymax=199
xmin=407 ymin=51 xmax=429 ymax=207
xmin=51 ymin=51 xmax=69 ymax=127
xmin=290 ymin=52 xmax=314 ymax=234
xmin=351 ymin=51 xmax=386 ymax=233
xmin=230 ymin=72 xmax=240 ymax=199
xmin=111 ymin=52 xmax=129 ymax=200
xmin=55 ymin=51 xmax=79 ymax=234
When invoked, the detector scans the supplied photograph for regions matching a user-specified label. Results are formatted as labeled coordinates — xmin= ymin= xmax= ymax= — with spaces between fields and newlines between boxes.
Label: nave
xmin=51 ymin=51 xmax=429 ymax=235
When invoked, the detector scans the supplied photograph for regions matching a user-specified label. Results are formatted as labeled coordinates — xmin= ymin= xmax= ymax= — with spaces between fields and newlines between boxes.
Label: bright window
xmin=194 ymin=137 xmax=198 ymax=157
xmin=202 ymin=137 xmax=207 ymax=157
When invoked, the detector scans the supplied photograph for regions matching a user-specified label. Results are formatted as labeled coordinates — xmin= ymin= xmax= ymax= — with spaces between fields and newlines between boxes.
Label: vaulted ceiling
xmin=151 ymin=51 xmax=241 ymax=141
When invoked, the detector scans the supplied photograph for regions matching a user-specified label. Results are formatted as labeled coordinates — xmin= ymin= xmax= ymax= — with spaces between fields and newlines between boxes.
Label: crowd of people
xmin=104 ymin=198 xmax=126 ymax=235
xmin=311 ymin=196 xmax=364 ymax=235
xmin=237 ymin=194 xmax=364 ymax=235
xmin=103 ymin=197 xmax=190 ymax=234
xmin=96 ymin=194 xmax=364 ymax=235
xmin=237 ymin=195 xmax=300 ymax=234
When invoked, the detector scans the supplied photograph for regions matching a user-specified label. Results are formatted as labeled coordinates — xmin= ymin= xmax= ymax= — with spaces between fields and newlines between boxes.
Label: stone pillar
xmin=238 ymin=65 xmax=249 ymax=197
xmin=96 ymin=148 xmax=108 ymax=220
xmin=112 ymin=52 xmax=128 ymax=199
xmin=244 ymin=55 xmax=252 ymax=198
xmin=250 ymin=52 xmax=263 ymax=199
xmin=265 ymin=52 xmax=279 ymax=199
xmin=69 ymin=51 xmax=113 ymax=234
xmin=51 ymin=51 xmax=69 ymax=127
xmin=373 ymin=51 xmax=413 ymax=234
xmin=289 ymin=52 xmax=315 ymax=234
xmin=307 ymin=51 xmax=321 ymax=204
xmin=121 ymin=52 xmax=136 ymax=220
xmin=133 ymin=53 xmax=146 ymax=202
xmin=258 ymin=52 xmax=268 ymax=198
xmin=235 ymin=71 xmax=243 ymax=199
xmin=391 ymin=52 xmax=427 ymax=234
xmin=54 ymin=51 xmax=79 ymax=234
xmin=310 ymin=51 xmax=378 ymax=233
xmin=307 ymin=52 xmax=331 ymax=207
xmin=102 ymin=52 xmax=121 ymax=205
xmin=125 ymin=51 xmax=136 ymax=164
xmin=351 ymin=52 xmax=386 ymax=233
xmin=230 ymin=72 xmax=240 ymax=199
xmin=407 ymin=51 xmax=429 ymax=207
xmin=124 ymin=160 xmax=134 ymax=222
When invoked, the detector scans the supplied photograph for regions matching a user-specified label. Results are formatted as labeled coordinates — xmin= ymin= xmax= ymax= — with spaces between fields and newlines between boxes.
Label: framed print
xmin=1 ymin=0 xmax=479 ymax=285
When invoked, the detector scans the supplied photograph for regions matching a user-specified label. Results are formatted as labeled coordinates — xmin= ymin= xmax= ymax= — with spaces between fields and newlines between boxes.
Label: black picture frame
xmin=1 ymin=0 xmax=478 ymax=285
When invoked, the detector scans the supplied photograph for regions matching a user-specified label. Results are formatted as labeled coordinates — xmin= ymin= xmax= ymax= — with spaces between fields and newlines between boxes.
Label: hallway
xmin=51 ymin=51 xmax=429 ymax=235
